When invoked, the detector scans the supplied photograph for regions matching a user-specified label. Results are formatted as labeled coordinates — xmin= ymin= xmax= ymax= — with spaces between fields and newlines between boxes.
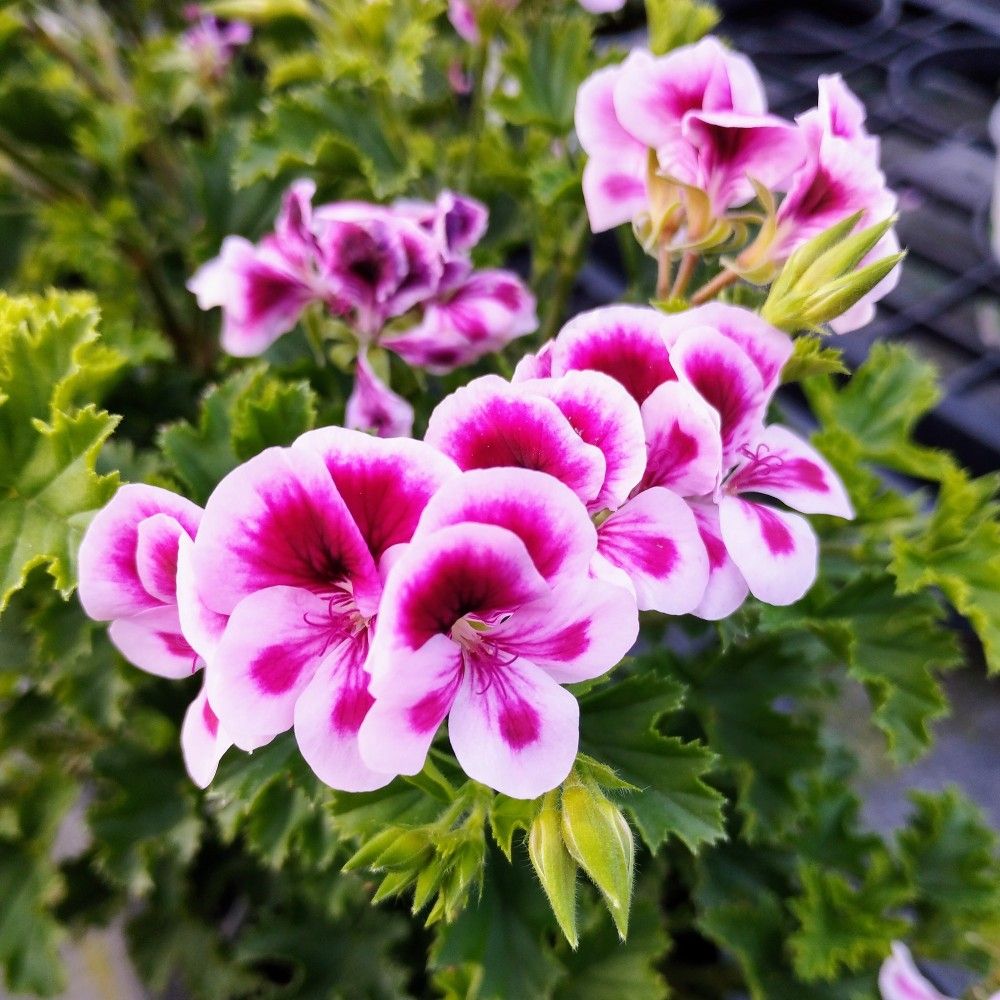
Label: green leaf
xmin=579 ymin=673 xmax=725 ymax=853
xmin=236 ymin=87 xmax=419 ymax=197
xmin=760 ymin=575 xmax=959 ymax=762
xmin=781 ymin=335 xmax=847 ymax=383
xmin=646 ymin=0 xmax=720 ymax=54
xmin=891 ymin=466 xmax=1000 ymax=674
xmin=681 ymin=636 xmax=824 ymax=839
xmin=803 ymin=343 xmax=953 ymax=481
xmin=0 ymin=767 xmax=75 ymax=997
xmin=430 ymin=847 xmax=564 ymax=1000
xmin=230 ymin=367 xmax=317 ymax=461
xmin=0 ymin=292 xmax=121 ymax=611
xmin=789 ymin=861 xmax=909 ymax=981
xmin=493 ymin=17 xmax=591 ymax=133
xmin=554 ymin=874 xmax=669 ymax=1000
xmin=897 ymin=789 xmax=1000 ymax=960
xmin=157 ymin=370 xmax=250 ymax=505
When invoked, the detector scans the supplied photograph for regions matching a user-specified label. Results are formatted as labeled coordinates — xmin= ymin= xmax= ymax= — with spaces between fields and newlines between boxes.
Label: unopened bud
xmin=528 ymin=793 xmax=579 ymax=948
xmin=560 ymin=783 xmax=635 ymax=940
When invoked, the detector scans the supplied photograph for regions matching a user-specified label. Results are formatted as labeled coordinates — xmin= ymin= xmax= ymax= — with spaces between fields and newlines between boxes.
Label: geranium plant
xmin=1 ymin=1 xmax=998 ymax=998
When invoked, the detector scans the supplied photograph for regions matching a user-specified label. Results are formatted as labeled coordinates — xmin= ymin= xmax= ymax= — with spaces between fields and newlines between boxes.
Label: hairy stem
xmin=691 ymin=268 xmax=739 ymax=305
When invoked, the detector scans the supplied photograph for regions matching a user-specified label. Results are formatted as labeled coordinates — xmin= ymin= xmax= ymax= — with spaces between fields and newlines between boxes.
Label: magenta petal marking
xmin=134 ymin=513 xmax=187 ymax=605
xmin=552 ymin=305 xmax=677 ymax=404
xmin=294 ymin=426 xmax=459 ymax=562
xmin=78 ymin=484 xmax=202 ymax=622
xmin=671 ymin=327 xmax=766 ymax=462
xmin=414 ymin=467 xmax=598 ymax=585
xmin=521 ymin=370 xmax=646 ymax=511
xmin=424 ymin=377 xmax=606 ymax=504
xmin=194 ymin=445 xmax=380 ymax=616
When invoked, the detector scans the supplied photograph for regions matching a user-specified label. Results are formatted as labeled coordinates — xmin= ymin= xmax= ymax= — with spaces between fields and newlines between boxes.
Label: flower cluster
xmin=180 ymin=5 xmax=252 ymax=81
xmin=188 ymin=182 xmax=537 ymax=437
xmin=78 ymin=300 xmax=850 ymax=800
xmin=575 ymin=37 xmax=899 ymax=331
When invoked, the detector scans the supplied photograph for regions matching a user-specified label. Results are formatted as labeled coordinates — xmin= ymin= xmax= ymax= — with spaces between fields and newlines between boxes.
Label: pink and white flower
xmin=879 ymin=942 xmax=1000 ymax=1000
xmin=357 ymin=469 xmax=639 ymax=798
xmin=181 ymin=6 xmax=251 ymax=80
xmin=78 ymin=484 xmax=204 ymax=679
xmin=574 ymin=65 xmax=649 ymax=233
xmin=345 ymin=353 xmax=415 ymax=439
xmin=385 ymin=269 xmax=537 ymax=375
xmin=77 ymin=485 xmax=261 ymax=786
xmin=188 ymin=430 xmax=459 ymax=791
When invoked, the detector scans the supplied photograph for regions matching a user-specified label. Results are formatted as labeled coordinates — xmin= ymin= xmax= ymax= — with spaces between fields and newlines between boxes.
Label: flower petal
xmin=134 ymin=513 xmax=186 ymax=605
xmin=180 ymin=683 xmax=231 ymax=789
xmin=520 ymin=370 xmax=646 ymax=510
xmin=357 ymin=634 xmax=464 ymax=776
xmin=345 ymin=353 xmax=414 ymax=439
xmin=194 ymin=446 xmax=380 ymax=617
xmin=414 ymin=467 xmax=597 ymax=585
xmin=878 ymin=943 xmax=948 ymax=1000
xmin=639 ymin=380 xmax=722 ymax=496
xmin=448 ymin=657 xmax=580 ymax=798
xmin=205 ymin=586 xmax=345 ymax=742
xmin=293 ymin=631 xmax=396 ymax=792
xmin=582 ymin=154 xmax=650 ymax=232
xmin=490 ymin=577 xmax=638 ymax=682
xmin=575 ymin=63 xmax=642 ymax=156
xmin=730 ymin=425 xmax=854 ymax=518
xmin=677 ymin=302 xmax=793 ymax=395
xmin=719 ymin=496 xmax=817 ymax=606
xmin=175 ymin=535 xmax=227 ymax=661
xmin=294 ymin=425 xmax=459 ymax=563
xmin=368 ymin=522 xmax=549 ymax=667
xmin=595 ymin=488 xmax=709 ymax=614
xmin=551 ymin=305 xmax=677 ymax=404
xmin=613 ymin=39 xmax=767 ymax=152
xmin=424 ymin=376 xmax=606 ymax=505
xmin=78 ymin=484 xmax=202 ymax=621
xmin=688 ymin=500 xmax=748 ymax=620
xmin=671 ymin=326 xmax=766 ymax=463
xmin=109 ymin=606 xmax=200 ymax=679
xmin=386 ymin=270 xmax=537 ymax=374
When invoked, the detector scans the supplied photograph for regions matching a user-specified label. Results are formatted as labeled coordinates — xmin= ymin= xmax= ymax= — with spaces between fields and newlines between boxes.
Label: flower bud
xmin=560 ymin=783 xmax=635 ymax=940
xmin=528 ymin=793 xmax=579 ymax=948
xmin=762 ymin=214 xmax=903 ymax=333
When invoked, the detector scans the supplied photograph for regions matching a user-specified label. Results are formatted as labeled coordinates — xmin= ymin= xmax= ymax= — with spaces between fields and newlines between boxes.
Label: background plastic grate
xmin=583 ymin=0 xmax=1000 ymax=473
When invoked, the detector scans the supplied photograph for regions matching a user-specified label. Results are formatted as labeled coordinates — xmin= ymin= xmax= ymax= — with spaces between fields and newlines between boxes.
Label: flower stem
xmin=669 ymin=250 xmax=699 ymax=300
xmin=655 ymin=242 xmax=673 ymax=300
xmin=691 ymin=268 xmax=739 ymax=305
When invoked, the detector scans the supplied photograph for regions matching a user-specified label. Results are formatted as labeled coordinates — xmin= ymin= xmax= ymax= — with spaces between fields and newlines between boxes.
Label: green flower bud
xmin=762 ymin=214 xmax=903 ymax=333
xmin=528 ymin=793 xmax=579 ymax=948
xmin=560 ymin=783 xmax=635 ymax=941
xmin=342 ymin=827 xmax=403 ymax=872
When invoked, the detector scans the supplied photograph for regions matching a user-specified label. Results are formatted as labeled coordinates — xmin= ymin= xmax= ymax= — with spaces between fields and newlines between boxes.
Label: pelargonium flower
xmin=879 ymin=942 xmax=1000 ymax=1000
xmin=187 ymin=180 xmax=334 ymax=357
xmin=345 ymin=353 xmax=415 ymax=438
xmin=77 ymin=484 xmax=267 ymax=786
xmin=181 ymin=6 xmax=251 ymax=80
xmin=425 ymin=368 xmax=710 ymax=615
xmin=186 ymin=429 xmax=459 ymax=791
xmin=575 ymin=38 xmax=805 ymax=232
xmin=356 ymin=468 xmax=639 ymax=798
xmin=385 ymin=269 xmax=537 ymax=375
xmin=727 ymin=74 xmax=900 ymax=333
xmin=515 ymin=303 xmax=852 ymax=612
xmin=190 ymin=182 xmax=537 ymax=434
